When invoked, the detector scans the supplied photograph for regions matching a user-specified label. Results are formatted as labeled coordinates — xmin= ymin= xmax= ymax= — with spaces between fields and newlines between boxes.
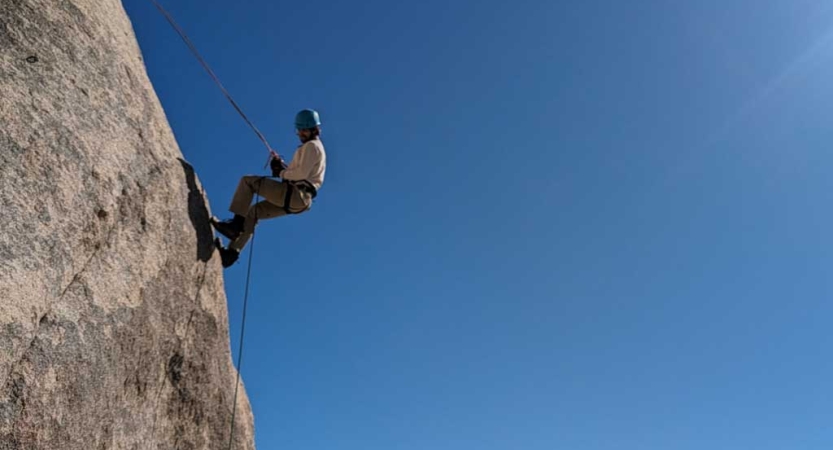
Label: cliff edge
xmin=0 ymin=0 xmax=255 ymax=448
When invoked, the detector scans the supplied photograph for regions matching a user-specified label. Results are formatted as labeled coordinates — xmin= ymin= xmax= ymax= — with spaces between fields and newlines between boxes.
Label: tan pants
xmin=228 ymin=176 xmax=312 ymax=250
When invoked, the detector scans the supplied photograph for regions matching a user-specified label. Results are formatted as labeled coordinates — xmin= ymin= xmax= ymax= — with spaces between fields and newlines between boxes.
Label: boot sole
xmin=213 ymin=238 xmax=239 ymax=268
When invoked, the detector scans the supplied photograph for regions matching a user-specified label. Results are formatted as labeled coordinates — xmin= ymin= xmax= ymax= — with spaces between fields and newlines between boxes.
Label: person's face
xmin=296 ymin=128 xmax=313 ymax=142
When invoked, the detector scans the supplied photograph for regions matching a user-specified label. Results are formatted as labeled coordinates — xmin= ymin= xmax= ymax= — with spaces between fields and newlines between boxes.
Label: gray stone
xmin=0 ymin=0 xmax=256 ymax=448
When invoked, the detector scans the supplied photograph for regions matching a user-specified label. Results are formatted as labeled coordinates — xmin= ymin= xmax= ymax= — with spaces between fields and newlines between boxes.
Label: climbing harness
xmin=293 ymin=180 xmax=318 ymax=198
xmin=282 ymin=184 xmax=295 ymax=215
xmin=282 ymin=180 xmax=316 ymax=215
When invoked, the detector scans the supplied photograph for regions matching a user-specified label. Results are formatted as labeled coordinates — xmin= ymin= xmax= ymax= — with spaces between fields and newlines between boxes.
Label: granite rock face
xmin=0 ymin=0 xmax=255 ymax=448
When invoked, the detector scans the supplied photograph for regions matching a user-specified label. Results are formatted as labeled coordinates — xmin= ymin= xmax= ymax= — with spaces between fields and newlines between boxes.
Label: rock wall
xmin=0 ymin=0 xmax=255 ymax=448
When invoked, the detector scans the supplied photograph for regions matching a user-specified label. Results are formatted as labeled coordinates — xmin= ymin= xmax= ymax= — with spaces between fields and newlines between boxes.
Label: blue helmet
xmin=295 ymin=109 xmax=321 ymax=130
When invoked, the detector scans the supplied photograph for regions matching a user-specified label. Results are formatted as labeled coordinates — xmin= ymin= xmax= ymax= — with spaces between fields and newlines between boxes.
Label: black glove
xmin=270 ymin=156 xmax=288 ymax=177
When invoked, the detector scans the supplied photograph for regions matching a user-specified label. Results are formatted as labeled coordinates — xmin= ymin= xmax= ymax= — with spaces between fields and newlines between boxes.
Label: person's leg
xmin=229 ymin=176 xmax=287 ymax=216
xmin=228 ymin=200 xmax=287 ymax=251
xmin=215 ymin=176 xmax=289 ymax=239
xmin=217 ymin=179 xmax=312 ymax=267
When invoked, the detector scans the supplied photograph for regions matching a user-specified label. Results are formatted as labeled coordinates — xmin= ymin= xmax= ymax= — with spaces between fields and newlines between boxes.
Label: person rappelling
xmin=211 ymin=109 xmax=326 ymax=268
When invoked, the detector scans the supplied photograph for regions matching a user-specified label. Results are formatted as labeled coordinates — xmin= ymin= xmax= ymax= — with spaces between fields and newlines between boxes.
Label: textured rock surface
xmin=0 ymin=0 xmax=255 ymax=448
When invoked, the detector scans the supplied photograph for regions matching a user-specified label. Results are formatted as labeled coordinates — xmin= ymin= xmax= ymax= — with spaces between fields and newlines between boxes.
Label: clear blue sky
xmin=124 ymin=1 xmax=833 ymax=448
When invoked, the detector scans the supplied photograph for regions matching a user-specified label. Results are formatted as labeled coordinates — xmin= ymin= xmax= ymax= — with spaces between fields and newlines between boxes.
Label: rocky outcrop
xmin=0 ymin=0 xmax=255 ymax=448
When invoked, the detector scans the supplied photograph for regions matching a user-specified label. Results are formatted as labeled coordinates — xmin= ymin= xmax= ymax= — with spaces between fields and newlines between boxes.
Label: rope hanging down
xmin=148 ymin=0 xmax=275 ymax=154
xmin=227 ymin=191 xmax=259 ymax=450
xmin=147 ymin=2 xmax=265 ymax=448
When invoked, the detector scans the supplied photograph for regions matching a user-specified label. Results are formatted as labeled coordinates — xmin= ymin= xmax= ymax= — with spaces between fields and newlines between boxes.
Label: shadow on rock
xmin=178 ymin=159 xmax=214 ymax=262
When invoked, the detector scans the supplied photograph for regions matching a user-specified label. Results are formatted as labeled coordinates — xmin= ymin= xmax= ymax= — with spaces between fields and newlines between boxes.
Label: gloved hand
xmin=270 ymin=152 xmax=287 ymax=177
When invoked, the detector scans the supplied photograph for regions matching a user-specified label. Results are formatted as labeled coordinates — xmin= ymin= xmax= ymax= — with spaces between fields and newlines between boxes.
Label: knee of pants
xmin=241 ymin=175 xmax=264 ymax=187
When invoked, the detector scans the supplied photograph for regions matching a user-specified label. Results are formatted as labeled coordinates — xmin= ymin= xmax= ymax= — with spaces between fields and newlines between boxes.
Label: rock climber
xmin=211 ymin=109 xmax=326 ymax=268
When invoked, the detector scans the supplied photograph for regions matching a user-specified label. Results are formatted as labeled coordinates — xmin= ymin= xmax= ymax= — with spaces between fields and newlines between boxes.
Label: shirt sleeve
xmin=280 ymin=142 xmax=322 ymax=181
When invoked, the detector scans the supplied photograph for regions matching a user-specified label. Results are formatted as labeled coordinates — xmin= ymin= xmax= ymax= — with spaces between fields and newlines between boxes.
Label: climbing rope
xmin=147 ymin=0 xmax=275 ymax=154
xmin=227 ymin=192 xmax=257 ymax=450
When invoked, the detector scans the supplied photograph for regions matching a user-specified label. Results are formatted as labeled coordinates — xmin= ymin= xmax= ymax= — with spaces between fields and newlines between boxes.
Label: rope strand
xmin=227 ymin=224 xmax=255 ymax=449
xmin=227 ymin=183 xmax=262 ymax=450
xmin=148 ymin=0 xmax=274 ymax=153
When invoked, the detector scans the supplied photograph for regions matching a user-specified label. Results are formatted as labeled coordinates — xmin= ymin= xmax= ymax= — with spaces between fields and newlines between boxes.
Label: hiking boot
xmin=217 ymin=245 xmax=240 ymax=268
xmin=211 ymin=214 xmax=244 ymax=241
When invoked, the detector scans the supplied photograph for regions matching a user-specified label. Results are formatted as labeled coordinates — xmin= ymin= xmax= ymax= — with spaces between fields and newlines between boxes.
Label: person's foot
xmin=217 ymin=245 xmax=240 ymax=268
xmin=210 ymin=215 xmax=244 ymax=241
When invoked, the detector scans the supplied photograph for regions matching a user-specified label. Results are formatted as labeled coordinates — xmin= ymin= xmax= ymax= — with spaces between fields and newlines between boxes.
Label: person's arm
xmin=269 ymin=151 xmax=287 ymax=177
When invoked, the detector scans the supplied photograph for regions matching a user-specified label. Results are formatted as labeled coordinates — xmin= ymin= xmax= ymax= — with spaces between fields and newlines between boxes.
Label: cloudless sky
xmin=123 ymin=1 xmax=833 ymax=448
